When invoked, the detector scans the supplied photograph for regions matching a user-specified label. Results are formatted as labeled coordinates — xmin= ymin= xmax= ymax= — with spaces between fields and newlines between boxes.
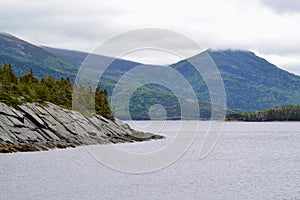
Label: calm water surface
xmin=0 ymin=121 xmax=299 ymax=200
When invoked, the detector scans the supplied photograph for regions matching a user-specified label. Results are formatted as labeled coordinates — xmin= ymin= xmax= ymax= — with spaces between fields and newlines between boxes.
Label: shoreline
xmin=0 ymin=102 xmax=164 ymax=153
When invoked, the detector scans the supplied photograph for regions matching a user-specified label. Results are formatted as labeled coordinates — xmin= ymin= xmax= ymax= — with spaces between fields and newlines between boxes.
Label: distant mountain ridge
xmin=0 ymin=32 xmax=78 ymax=80
xmin=40 ymin=46 xmax=143 ymax=83
xmin=1 ymin=32 xmax=299 ymax=118
xmin=41 ymin=46 xmax=89 ymax=67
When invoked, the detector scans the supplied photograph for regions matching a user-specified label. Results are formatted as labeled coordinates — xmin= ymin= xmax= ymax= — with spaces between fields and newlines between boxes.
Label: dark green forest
xmin=227 ymin=105 xmax=300 ymax=121
xmin=0 ymin=62 xmax=112 ymax=119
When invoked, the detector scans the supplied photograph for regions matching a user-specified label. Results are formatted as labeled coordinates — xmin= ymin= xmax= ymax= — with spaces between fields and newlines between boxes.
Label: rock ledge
xmin=0 ymin=102 xmax=164 ymax=153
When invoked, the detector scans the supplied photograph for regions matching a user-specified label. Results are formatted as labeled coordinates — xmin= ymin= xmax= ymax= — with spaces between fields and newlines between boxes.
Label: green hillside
xmin=0 ymin=33 xmax=78 ymax=80
xmin=172 ymin=49 xmax=300 ymax=112
xmin=42 ymin=46 xmax=195 ymax=119
xmin=41 ymin=46 xmax=300 ymax=118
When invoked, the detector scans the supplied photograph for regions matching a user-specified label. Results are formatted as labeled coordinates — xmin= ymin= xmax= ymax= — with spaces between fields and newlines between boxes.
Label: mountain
xmin=1 ymin=33 xmax=299 ymax=118
xmin=172 ymin=49 xmax=300 ymax=112
xmin=0 ymin=35 xmax=146 ymax=91
xmin=44 ymin=46 xmax=300 ymax=113
xmin=41 ymin=46 xmax=148 ymax=89
xmin=41 ymin=46 xmax=143 ymax=81
xmin=41 ymin=46 xmax=89 ymax=67
xmin=41 ymin=46 xmax=185 ymax=119
xmin=0 ymin=32 xmax=78 ymax=79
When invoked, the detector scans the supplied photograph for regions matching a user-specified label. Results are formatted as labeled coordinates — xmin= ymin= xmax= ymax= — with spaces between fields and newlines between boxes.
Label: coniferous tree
xmin=0 ymin=63 xmax=113 ymax=119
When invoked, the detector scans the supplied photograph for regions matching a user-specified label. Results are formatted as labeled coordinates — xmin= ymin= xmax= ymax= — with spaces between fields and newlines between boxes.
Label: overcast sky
xmin=1 ymin=0 xmax=300 ymax=74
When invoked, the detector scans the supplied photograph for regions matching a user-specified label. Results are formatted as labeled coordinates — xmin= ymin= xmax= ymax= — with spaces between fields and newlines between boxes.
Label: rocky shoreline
xmin=0 ymin=102 xmax=164 ymax=153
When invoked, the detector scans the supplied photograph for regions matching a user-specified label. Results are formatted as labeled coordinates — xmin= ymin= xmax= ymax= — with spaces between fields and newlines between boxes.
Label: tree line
xmin=227 ymin=105 xmax=300 ymax=121
xmin=0 ymin=62 xmax=113 ymax=119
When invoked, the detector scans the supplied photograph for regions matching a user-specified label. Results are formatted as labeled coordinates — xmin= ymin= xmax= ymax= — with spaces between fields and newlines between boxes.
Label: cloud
xmin=283 ymin=64 xmax=300 ymax=75
xmin=260 ymin=0 xmax=300 ymax=14
xmin=255 ymin=52 xmax=300 ymax=75
xmin=0 ymin=0 xmax=128 ymax=50
xmin=0 ymin=0 xmax=299 ymax=74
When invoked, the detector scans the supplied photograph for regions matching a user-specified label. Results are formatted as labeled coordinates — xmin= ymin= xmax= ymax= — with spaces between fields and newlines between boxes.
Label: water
xmin=0 ymin=121 xmax=299 ymax=200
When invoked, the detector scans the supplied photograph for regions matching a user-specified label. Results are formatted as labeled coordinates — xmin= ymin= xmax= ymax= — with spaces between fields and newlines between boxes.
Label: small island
xmin=226 ymin=105 xmax=300 ymax=121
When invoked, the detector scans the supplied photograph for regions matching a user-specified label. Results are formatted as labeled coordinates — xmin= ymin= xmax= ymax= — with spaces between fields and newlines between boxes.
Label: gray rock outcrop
xmin=0 ymin=102 xmax=163 ymax=153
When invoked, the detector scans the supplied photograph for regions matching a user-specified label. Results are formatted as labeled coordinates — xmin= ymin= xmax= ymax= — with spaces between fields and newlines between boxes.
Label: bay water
xmin=0 ymin=121 xmax=299 ymax=199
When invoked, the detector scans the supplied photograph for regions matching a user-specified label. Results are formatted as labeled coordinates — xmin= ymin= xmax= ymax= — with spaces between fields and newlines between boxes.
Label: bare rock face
xmin=0 ymin=102 xmax=164 ymax=153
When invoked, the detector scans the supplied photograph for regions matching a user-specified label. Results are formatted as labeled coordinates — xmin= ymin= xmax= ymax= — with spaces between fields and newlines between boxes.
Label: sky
xmin=0 ymin=0 xmax=300 ymax=75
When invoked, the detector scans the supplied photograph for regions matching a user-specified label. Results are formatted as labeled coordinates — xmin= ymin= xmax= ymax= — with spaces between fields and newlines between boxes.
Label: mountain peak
xmin=0 ymin=32 xmax=16 ymax=38
xmin=206 ymin=48 xmax=256 ymax=56
xmin=0 ymin=32 xmax=28 ymax=44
